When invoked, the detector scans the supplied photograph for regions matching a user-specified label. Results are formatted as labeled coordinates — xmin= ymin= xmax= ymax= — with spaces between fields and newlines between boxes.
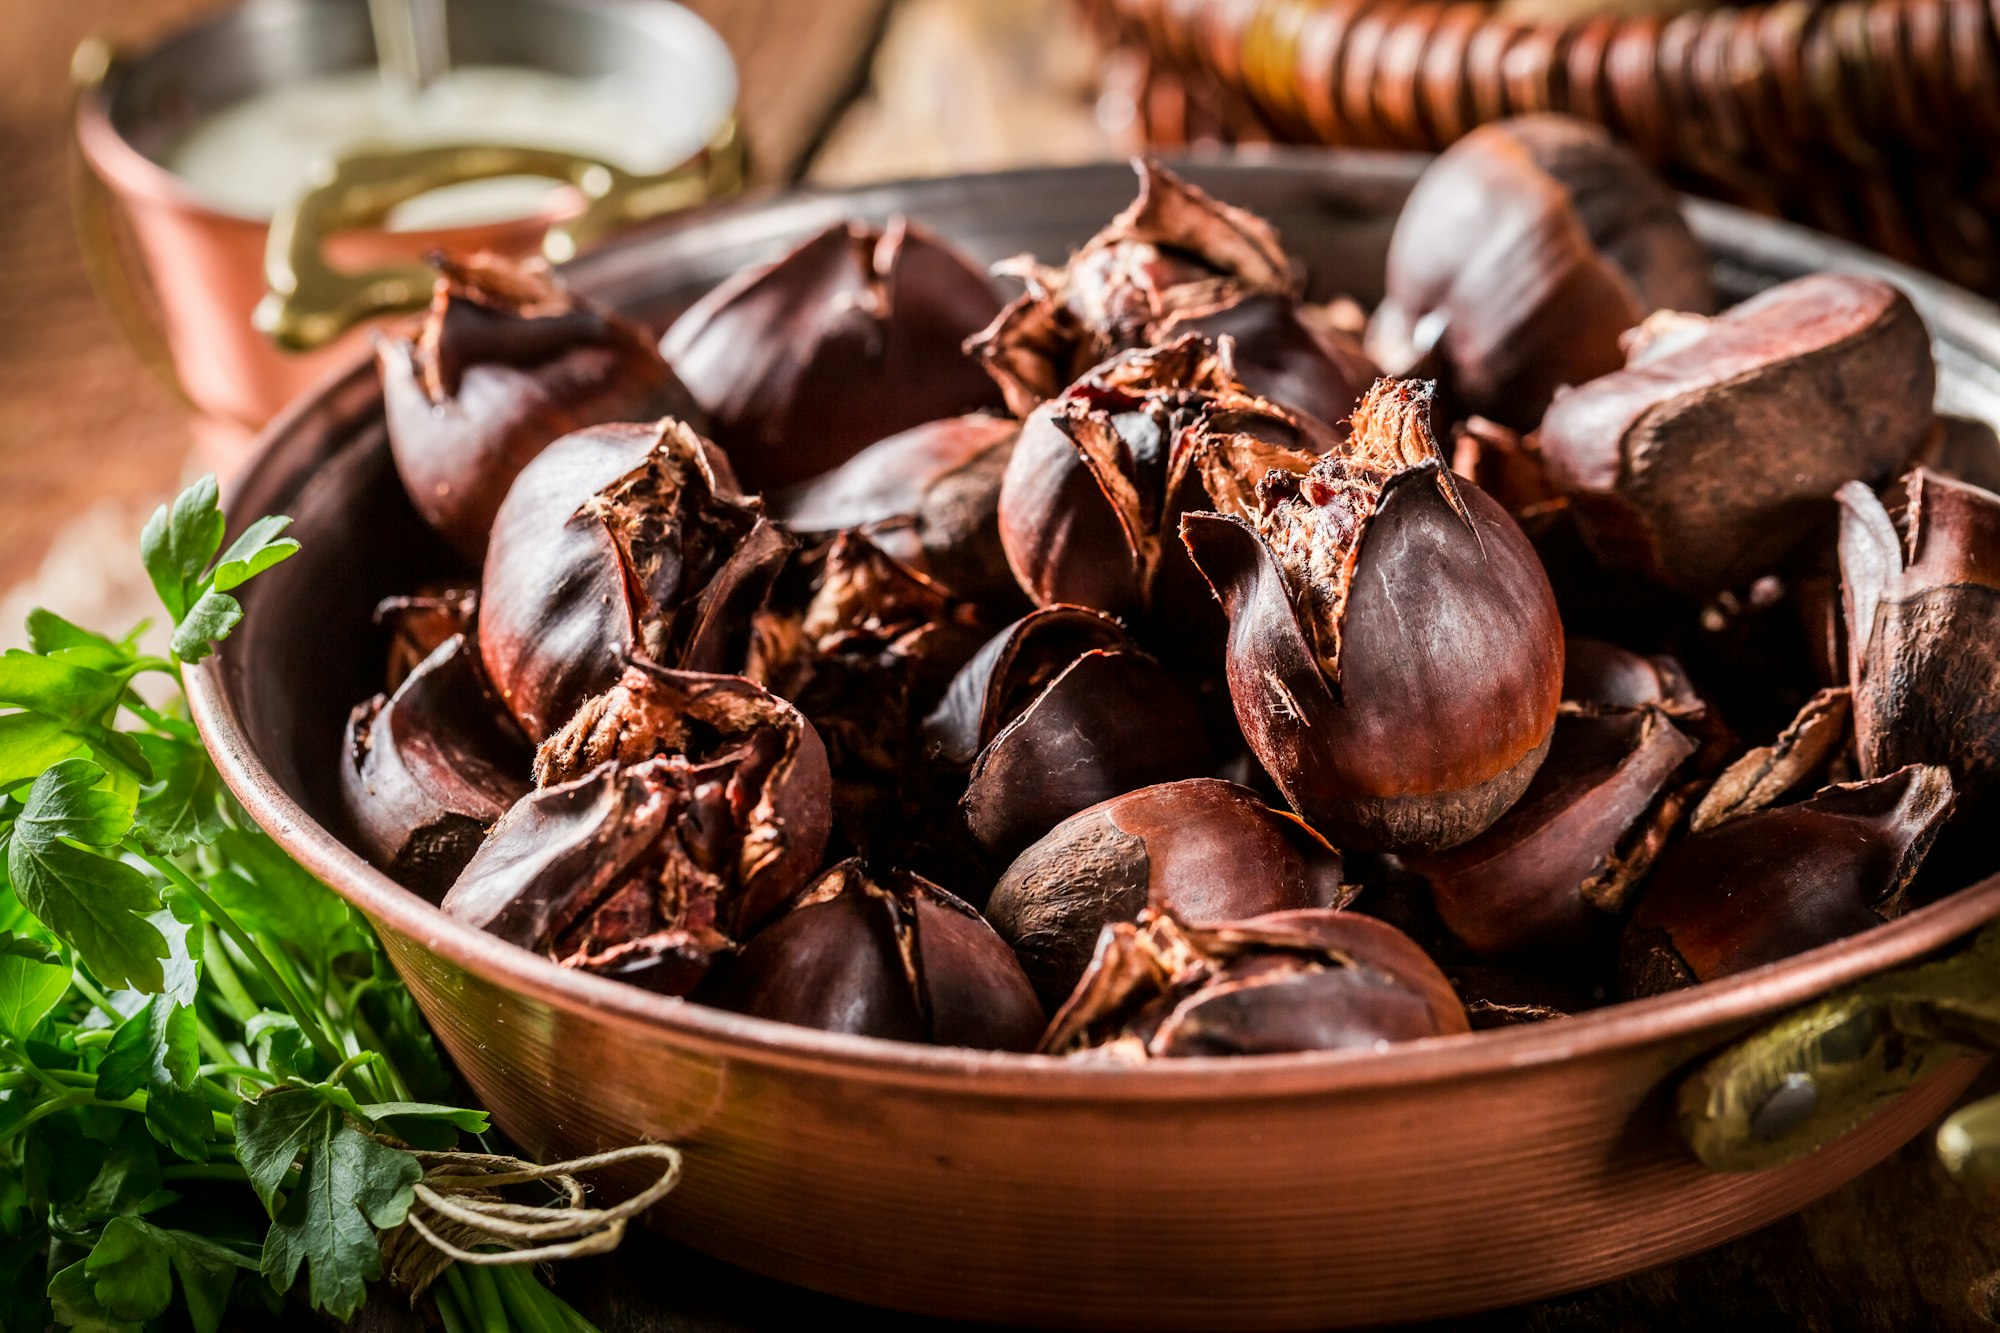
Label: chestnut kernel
xmin=703 ymin=860 xmax=1044 ymax=1051
xmin=1182 ymin=378 xmax=1564 ymax=853
xmin=379 ymin=253 xmax=698 ymax=561
xmin=661 ymin=218 xmax=1005 ymax=491
xmin=986 ymin=778 xmax=1350 ymax=1006
xmin=1536 ymin=273 xmax=1935 ymax=596
xmin=1367 ymin=115 xmax=1716 ymax=428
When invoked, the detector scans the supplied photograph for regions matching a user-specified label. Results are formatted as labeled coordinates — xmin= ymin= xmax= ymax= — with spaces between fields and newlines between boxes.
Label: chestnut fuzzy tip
xmin=380 ymin=252 xmax=697 ymax=563
xmin=1182 ymin=378 xmax=1563 ymax=854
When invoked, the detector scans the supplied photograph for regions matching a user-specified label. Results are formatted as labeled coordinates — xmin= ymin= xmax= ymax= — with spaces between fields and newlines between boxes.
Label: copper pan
xmin=186 ymin=156 xmax=2000 ymax=1330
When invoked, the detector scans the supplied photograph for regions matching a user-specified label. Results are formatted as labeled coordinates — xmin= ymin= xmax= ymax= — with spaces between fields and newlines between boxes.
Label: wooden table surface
xmin=5 ymin=1 xmax=1999 ymax=1329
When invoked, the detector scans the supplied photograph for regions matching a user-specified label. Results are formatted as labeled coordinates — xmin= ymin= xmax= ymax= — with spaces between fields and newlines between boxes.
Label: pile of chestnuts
xmin=341 ymin=114 xmax=1997 ymax=1060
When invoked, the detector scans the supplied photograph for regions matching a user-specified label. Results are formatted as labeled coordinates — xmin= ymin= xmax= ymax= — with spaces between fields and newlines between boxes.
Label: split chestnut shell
xmin=1619 ymin=765 xmax=1954 ymax=997
xmin=1536 ymin=273 xmax=1935 ymax=596
xmin=340 ymin=635 xmax=529 ymax=899
xmin=986 ymin=779 xmax=1349 ymax=1007
xmin=660 ymin=218 xmax=1004 ymax=491
xmin=1181 ymin=379 xmax=1564 ymax=853
xmin=703 ymin=860 xmax=1044 ymax=1051
xmin=478 ymin=419 xmax=791 ymax=740
xmin=1041 ymin=909 xmax=1469 ymax=1060
xmin=379 ymin=253 xmax=697 ymax=562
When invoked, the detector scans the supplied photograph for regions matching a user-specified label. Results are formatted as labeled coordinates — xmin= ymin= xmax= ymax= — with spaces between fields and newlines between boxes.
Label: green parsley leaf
xmin=206 ymin=827 xmax=355 ymax=963
xmin=139 ymin=478 xmax=224 ymax=624
xmin=129 ymin=736 xmax=224 ymax=857
xmin=24 ymin=610 xmax=125 ymax=659
xmin=80 ymin=1218 xmax=172 ymax=1322
xmin=6 ymin=761 xmax=163 ymax=992
xmin=356 ymin=1101 xmax=490 ymax=1152
xmin=0 ymin=653 xmax=124 ymax=730
xmin=47 ymin=1258 xmax=142 ymax=1333
xmin=167 ymin=592 xmax=242 ymax=666
xmin=209 ymin=516 xmax=299 ymax=593
xmin=148 ymin=891 xmax=203 ymax=1009
xmin=0 ymin=712 xmax=88 ymax=791
xmin=244 ymin=1013 xmax=308 ymax=1083
xmin=96 ymin=996 xmax=207 ymax=1162
xmin=234 ymin=1085 xmax=421 ymax=1320
xmin=81 ymin=1121 xmax=165 ymax=1218
xmin=0 ymin=932 xmax=69 ymax=1040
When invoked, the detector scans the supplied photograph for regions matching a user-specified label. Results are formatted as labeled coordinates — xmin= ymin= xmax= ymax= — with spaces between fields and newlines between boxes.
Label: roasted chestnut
xmin=702 ymin=860 xmax=1044 ymax=1051
xmin=1619 ymin=765 xmax=1954 ymax=997
xmin=1181 ymin=378 xmax=1564 ymax=853
xmin=996 ymin=336 xmax=1331 ymax=629
xmin=921 ymin=606 xmax=1212 ymax=862
xmin=660 ymin=218 xmax=1004 ymax=491
xmin=970 ymin=158 xmax=1375 ymax=429
xmin=1535 ymin=273 xmax=1935 ymax=596
xmin=341 ymin=635 xmax=529 ymax=899
xmin=379 ymin=253 xmax=698 ymax=562
xmin=771 ymin=414 xmax=1021 ymax=605
xmin=443 ymin=662 xmax=832 ymax=993
xmin=1041 ymin=909 xmax=1469 ymax=1059
xmin=985 ymin=779 xmax=1350 ymax=1006
xmin=1366 ymin=115 xmax=1716 ymax=428
xmin=1840 ymin=470 xmax=2000 ymax=812
xmin=1911 ymin=414 xmax=2000 ymax=495
xmin=1405 ymin=704 xmax=1695 ymax=962
xmin=478 ymin=419 xmax=791 ymax=740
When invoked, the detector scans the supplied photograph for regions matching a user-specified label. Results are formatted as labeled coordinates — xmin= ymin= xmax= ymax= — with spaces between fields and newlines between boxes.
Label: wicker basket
xmin=1082 ymin=0 xmax=2000 ymax=294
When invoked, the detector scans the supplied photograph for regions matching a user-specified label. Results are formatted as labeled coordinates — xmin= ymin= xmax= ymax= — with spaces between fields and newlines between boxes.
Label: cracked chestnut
xmin=341 ymin=634 xmax=529 ymax=899
xmin=986 ymin=778 xmax=1349 ymax=1007
xmin=1041 ymin=909 xmax=1469 ymax=1059
xmin=1181 ymin=378 xmax=1563 ymax=853
xmin=661 ymin=218 xmax=1004 ymax=491
xmin=1367 ymin=115 xmax=1716 ymax=428
xmin=442 ymin=661 xmax=832 ymax=993
xmin=1619 ymin=765 xmax=1954 ymax=997
xmin=970 ymin=158 xmax=1375 ymax=429
xmin=703 ymin=860 xmax=1044 ymax=1051
xmin=1535 ymin=273 xmax=1934 ymax=596
xmin=379 ymin=253 xmax=698 ymax=562
xmin=478 ymin=419 xmax=791 ymax=740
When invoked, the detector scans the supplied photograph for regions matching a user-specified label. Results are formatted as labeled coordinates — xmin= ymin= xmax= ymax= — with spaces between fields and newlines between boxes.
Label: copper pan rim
xmin=184 ymin=153 xmax=2000 ymax=1102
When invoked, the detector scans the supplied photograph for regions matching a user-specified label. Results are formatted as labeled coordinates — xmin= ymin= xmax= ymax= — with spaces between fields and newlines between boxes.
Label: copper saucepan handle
xmin=256 ymin=119 xmax=743 ymax=351
xmin=1678 ymin=918 xmax=2000 ymax=1174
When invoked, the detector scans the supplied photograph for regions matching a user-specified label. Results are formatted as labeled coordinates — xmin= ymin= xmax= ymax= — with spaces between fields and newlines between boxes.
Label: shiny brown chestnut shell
xmin=1366 ymin=115 xmax=1716 ymax=429
xmin=442 ymin=662 xmax=832 ymax=994
xmin=478 ymin=419 xmax=791 ymax=740
xmin=1840 ymin=470 xmax=2000 ymax=810
xmin=660 ymin=217 xmax=1004 ymax=492
xmin=920 ymin=606 xmax=1212 ymax=862
xmin=986 ymin=778 xmax=1350 ymax=1007
xmin=770 ymin=414 xmax=1021 ymax=605
xmin=379 ymin=253 xmax=698 ymax=562
xmin=996 ymin=336 xmax=1331 ymax=628
xmin=1405 ymin=706 xmax=1695 ymax=962
xmin=969 ymin=158 xmax=1375 ymax=429
xmin=374 ymin=584 xmax=478 ymax=692
xmin=1041 ymin=909 xmax=1470 ymax=1059
xmin=1181 ymin=379 xmax=1564 ymax=854
xmin=340 ymin=634 xmax=529 ymax=899
xmin=702 ymin=860 xmax=1044 ymax=1051
xmin=1619 ymin=764 xmax=1955 ymax=997
xmin=1535 ymin=273 xmax=1935 ymax=597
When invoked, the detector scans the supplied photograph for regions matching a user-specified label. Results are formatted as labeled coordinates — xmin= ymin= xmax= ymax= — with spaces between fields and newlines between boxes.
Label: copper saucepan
xmin=71 ymin=0 xmax=740 ymax=465
xmin=187 ymin=157 xmax=2000 ymax=1330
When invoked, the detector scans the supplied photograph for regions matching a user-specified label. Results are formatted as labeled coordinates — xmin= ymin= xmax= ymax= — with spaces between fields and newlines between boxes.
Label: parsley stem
xmin=3 ymin=1042 xmax=73 ymax=1099
xmin=199 ymin=1062 xmax=278 ymax=1086
xmin=0 ymin=1090 xmax=142 ymax=1144
xmin=67 ymin=969 xmax=123 ymax=1023
xmin=119 ymin=692 xmax=199 ymax=739
xmin=130 ymin=846 xmax=345 ymax=1073
xmin=198 ymin=930 xmax=260 ymax=1027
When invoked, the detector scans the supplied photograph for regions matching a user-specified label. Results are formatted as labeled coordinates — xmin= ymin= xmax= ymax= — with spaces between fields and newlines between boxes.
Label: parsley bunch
xmin=0 ymin=478 xmax=598 ymax=1332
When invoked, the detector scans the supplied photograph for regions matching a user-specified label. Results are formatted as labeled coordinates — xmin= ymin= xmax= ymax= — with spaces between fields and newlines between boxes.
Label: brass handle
xmin=256 ymin=119 xmax=743 ymax=351
xmin=1677 ymin=919 xmax=2000 ymax=1173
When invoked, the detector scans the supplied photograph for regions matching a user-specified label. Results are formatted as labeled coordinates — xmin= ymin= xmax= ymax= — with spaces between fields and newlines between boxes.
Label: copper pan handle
xmin=68 ymin=37 xmax=190 ymax=405
xmin=1677 ymin=919 xmax=2000 ymax=1173
xmin=256 ymin=119 xmax=743 ymax=351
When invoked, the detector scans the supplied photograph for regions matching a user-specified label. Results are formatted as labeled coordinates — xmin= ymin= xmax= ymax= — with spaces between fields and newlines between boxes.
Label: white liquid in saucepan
xmin=162 ymin=66 xmax=708 ymax=229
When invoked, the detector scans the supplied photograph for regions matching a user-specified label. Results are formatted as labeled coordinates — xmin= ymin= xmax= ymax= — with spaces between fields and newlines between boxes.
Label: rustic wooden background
xmin=4 ymin=1 xmax=1999 ymax=1328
